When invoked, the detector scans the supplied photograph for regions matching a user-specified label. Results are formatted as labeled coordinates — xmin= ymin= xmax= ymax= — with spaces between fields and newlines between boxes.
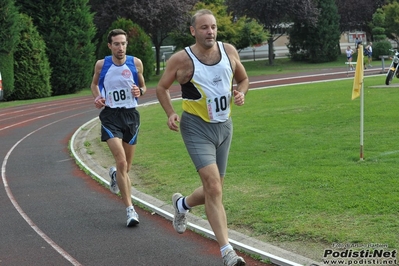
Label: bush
xmin=97 ymin=18 xmax=155 ymax=81
xmin=10 ymin=14 xmax=51 ymax=101
xmin=0 ymin=0 xmax=20 ymax=100
xmin=372 ymin=40 xmax=392 ymax=60
xmin=17 ymin=0 xmax=97 ymax=95
xmin=0 ymin=54 xmax=15 ymax=101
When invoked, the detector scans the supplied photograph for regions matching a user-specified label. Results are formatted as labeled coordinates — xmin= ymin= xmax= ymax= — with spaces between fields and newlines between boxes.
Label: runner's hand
xmin=167 ymin=113 xmax=180 ymax=132
xmin=233 ymin=90 xmax=245 ymax=106
xmin=94 ymin=96 xmax=105 ymax=109
xmin=132 ymin=85 xmax=141 ymax=97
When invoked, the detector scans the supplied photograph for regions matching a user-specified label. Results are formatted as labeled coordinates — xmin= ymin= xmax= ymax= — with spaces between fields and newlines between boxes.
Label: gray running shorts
xmin=99 ymin=107 xmax=140 ymax=145
xmin=180 ymin=111 xmax=232 ymax=176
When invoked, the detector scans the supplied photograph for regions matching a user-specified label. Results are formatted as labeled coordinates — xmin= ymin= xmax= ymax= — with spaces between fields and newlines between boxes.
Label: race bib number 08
xmin=107 ymin=88 xmax=133 ymax=107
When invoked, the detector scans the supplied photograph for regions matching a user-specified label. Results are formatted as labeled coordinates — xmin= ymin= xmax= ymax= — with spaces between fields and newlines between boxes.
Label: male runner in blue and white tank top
xmin=156 ymin=9 xmax=249 ymax=266
xmin=91 ymin=29 xmax=147 ymax=227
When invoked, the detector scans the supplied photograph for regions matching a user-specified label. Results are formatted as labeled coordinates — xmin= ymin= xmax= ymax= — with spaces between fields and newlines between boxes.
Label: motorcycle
xmin=385 ymin=49 xmax=399 ymax=85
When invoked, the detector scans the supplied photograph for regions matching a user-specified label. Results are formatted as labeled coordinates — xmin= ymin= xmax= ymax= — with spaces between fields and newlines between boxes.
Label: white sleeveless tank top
xmin=182 ymin=42 xmax=234 ymax=123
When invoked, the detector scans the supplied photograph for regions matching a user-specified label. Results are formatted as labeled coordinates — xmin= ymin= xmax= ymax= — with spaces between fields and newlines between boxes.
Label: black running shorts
xmin=99 ymin=106 xmax=140 ymax=145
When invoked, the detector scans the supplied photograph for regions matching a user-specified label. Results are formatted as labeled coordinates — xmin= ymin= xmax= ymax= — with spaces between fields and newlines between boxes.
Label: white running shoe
xmin=172 ymin=193 xmax=188 ymax=234
xmin=127 ymin=208 xmax=139 ymax=227
xmin=109 ymin=166 xmax=119 ymax=194
xmin=223 ymin=249 xmax=246 ymax=266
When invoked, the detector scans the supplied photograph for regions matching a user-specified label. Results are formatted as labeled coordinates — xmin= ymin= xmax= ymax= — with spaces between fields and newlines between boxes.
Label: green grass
xmin=2 ymin=57 xmax=396 ymax=259
xmin=241 ymin=53 xmax=354 ymax=76
xmin=130 ymin=75 xmax=399 ymax=256
xmin=146 ymin=53 xmax=364 ymax=86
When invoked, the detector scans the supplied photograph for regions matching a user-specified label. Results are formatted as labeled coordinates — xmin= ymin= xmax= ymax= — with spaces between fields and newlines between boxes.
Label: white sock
xmin=220 ymin=243 xmax=233 ymax=256
xmin=126 ymin=206 xmax=135 ymax=212
xmin=177 ymin=197 xmax=190 ymax=213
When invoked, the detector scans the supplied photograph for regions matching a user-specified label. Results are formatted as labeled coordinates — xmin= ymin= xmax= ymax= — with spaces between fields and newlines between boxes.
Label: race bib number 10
xmin=207 ymin=92 xmax=231 ymax=122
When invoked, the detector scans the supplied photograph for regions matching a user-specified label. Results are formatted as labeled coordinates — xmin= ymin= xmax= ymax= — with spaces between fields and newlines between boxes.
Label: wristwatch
xmin=139 ymin=87 xmax=144 ymax=96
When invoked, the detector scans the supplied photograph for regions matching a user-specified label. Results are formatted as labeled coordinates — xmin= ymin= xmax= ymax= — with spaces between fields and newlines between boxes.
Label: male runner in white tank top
xmin=156 ymin=9 xmax=249 ymax=266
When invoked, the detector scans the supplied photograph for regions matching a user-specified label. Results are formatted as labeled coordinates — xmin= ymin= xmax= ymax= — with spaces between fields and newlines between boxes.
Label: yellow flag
xmin=352 ymin=45 xmax=364 ymax=100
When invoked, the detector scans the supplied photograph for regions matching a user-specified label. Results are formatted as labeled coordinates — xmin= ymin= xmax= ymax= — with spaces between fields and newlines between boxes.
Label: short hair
xmin=107 ymin=29 xmax=127 ymax=44
xmin=191 ymin=9 xmax=214 ymax=27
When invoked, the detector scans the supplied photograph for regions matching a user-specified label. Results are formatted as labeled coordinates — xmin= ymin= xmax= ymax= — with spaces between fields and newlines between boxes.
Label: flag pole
xmin=352 ymin=44 xmax=364 ymax=160
xmin=359 ymin=81 xmax=364 ymax=160
xmin=0 ymin=72 xmax=3 ymax=101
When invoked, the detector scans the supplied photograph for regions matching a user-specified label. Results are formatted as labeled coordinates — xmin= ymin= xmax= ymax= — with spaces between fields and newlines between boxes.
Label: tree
xmin=89 ymin=0 xmax=119 ymax=54
xmin=11 ymin=14 xmax=52 ymax=100
xmin=286 ymin=20 xmax=312 ymax=61
xmin=97 ymin=18 xmax=155 ymax=81
xmin=16 ymin=0 xmax=97 ymax=95
xmin=0 ymin=0 xmax=20 ymax=100
xmin=335 ymin=0 xmax=387 ymax=36
xmin=93 ymin=0 xmax=198 ymax=75
xmin=372 ymin=8 xmax=387 ymax=42
xmin=171 ymin=2 xmax=268 ymax=51
xmin=288 ymin=0 xmax=341 ymax=63
xmin=371 ymin=5 xmax=392 ymax=59
xmin=226 ymin=0 xmax=318 ymax=65
xmin=383 ymin=1 xmax=399 ymax=46
xmin=234 ymin=19 xmax=269 ymax=51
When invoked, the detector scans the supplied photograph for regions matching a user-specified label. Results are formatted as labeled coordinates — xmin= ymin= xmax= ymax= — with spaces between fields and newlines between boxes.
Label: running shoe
xmin=127 ymin=208 xmax=140 ymax=227
xmin=172 ymin=193 xmax=187 ymax=234
xmin=109 ymin=166 xmax=119 ymax=194
xmin=222 ymin=249 xmax=246 ymax=266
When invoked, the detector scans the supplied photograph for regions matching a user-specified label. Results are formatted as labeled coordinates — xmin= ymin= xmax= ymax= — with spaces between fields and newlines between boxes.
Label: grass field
xmin=2 ymin=55 xmax=397 ymax=261
xmin=128 ymin=74 xmax=399 ymax=261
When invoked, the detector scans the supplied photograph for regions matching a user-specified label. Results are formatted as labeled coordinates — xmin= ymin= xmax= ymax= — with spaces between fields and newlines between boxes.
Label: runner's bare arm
xmin=90 ymin=60 xmax=106 ymax=109
xmin=224 ymin=43 xmax=249 ymax=96
xmin=133 ymin=57 xmax=147 ymax=97
xmin=156 ymin=51 xmax=190 ymax=131
xmin=156 ymin=51 xmax=187 ymax=118
xmin=91 ymin=60 xmax=104 ymax=98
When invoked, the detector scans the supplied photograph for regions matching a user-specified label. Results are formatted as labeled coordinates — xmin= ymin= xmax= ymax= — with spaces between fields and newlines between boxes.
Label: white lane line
xmin=1 ymin=112 xmax=92 ymax=266
xmin=0 ymin=98 xmax=90 ymax=123
xmin=0 ymin=103 xmax=95 ymax=131
xmin=248 ymin=70 xmax=351 ymax=85
xmin=71 ymin=104 xmax=305 ymax=266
